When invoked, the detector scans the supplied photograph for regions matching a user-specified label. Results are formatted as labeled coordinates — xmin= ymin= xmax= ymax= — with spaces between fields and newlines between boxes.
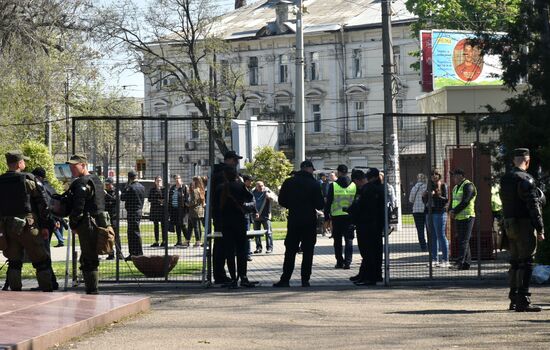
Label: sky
xmin=101 ymin=0 xmax=264 ymax=98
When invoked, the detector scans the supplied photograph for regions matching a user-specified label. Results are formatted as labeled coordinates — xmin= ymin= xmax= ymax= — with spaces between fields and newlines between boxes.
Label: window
xmin=352 ymin=49 xmax=362 ymax=78
xmin=250 ymin=107 xmax=261 ymax=117
xmin=312 ymin=104 xmax=322 ymax=132
xmin=191 ymin=112 xmax=200 ymax=139
xmin=220 ymin=60 xmax=229 ymax=84
xmin=248 ymin=57 xmax=258 ymax=85
xmin=393 ymin=46 xmax=401 ymax=75
xmin=159 ymin=114 xmax=167 ymax=140
xmin=355 ymin=102 xmax=365 ymax=131
xmin=309 ymin=52 xmax=320 ymax=80
xmin=279 ymin=54 xmax=289 ymax=83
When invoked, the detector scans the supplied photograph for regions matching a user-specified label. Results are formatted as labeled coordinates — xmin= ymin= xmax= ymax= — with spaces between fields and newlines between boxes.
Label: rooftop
xmin=214 ymin=0 xmax=416 ymax=40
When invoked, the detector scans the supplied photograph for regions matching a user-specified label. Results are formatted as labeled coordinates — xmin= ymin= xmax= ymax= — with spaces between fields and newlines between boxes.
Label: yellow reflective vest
xmin=331 ymin=182 xmax=356 ymax=217
xmin=451 ymin=179 xmax=476 ymax=220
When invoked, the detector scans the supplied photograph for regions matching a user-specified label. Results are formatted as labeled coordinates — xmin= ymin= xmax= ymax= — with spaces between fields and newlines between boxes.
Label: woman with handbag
xmin=148 ymin=176 xmax=165 ymax=247
xmin=423 ymin=169 xmax=449 ymax=267
xmin=409 ymin=173 xmax=428 ymax=251
xmin=188 ymin=176 xmax=205 ymax=247
xmin=214 ymin=166 xmax=256 ymax=288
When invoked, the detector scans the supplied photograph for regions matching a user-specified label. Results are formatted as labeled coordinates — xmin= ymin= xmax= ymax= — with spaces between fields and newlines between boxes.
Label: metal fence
xmin=71 ymin=116 xmax=212 ymax=283
xmin=387 ymin=113 xmax=508 ymax=281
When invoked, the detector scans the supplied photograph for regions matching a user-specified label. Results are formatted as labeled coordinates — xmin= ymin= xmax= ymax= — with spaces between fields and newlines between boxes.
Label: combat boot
xmin=83 ymin=270 xmax=99 ymax=295
xmin=7 ymin=266 xmax=22 ymax=291
xmin=36 ymin=269 xmax=53 ymax=292
xmin=515 ymin=294 xmax=542 ymax=312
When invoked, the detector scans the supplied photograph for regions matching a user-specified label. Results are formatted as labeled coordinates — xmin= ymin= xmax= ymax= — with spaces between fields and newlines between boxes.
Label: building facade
xmin=143 ymin=0 xmax=422 ymax=177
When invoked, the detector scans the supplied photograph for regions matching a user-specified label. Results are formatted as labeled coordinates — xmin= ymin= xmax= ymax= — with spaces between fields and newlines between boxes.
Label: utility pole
xmin=294 ymin=0 xmax=305 ymax=168
xmin=45 ymin=104 xmax=52 ymax=154
xmin=381 ymin=0 xmax=401 ymax=285
xmin=65 ymin=75 xmax=70 ymax=161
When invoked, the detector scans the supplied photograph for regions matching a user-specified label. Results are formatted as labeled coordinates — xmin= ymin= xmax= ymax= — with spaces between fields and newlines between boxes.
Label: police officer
xmin=66 ymin=154 xmax=107 ymax=294
xmin=273 ymin=160 xmax=324 ymax=287
xmin=105 ymin=178 xmax=122 ymax=260
xmin=500 ymin=148 xmax=545 ymax=312
xmin=211 ymin=150 xmax=243 ymax=284
xmin=121 ymin=171 xmax=145 ymax=259
xmin=449 ymin=168 xmax=477 ymax=270
xmin=325 ymin=164 xmax=356 ymax=269
xmin=347 ymin=168 xmax=385 ymax=286
xmin=0 ymin=151 xmax=53 ymax=292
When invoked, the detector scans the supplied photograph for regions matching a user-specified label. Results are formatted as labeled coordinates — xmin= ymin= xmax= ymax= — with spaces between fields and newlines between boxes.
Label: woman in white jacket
xmin=409 ymin=173 xmax=427 ymax=251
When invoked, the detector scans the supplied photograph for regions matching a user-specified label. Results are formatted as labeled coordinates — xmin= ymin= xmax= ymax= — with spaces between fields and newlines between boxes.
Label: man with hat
xmin=500 ymin=148 xmax=545 ymax=312
xmin=210 ymin=150 xmax=243 ymax=284
xmin=104 ymin=177 xmax=122 ymax=260
xmin=273 ymin=160 xmax=324 ymax=287
xmin=66 ymin=154 xmax=108 ymax=294
xmin=121 ymin=170 xmax=145 ymax=259
xmin=347 ymin=168 xmax=385 ymax=285
xmin=0 ymin=151 xmax=54 ymax=291
xmin=449 ymin=168 xmax=477 ymax=270
xmin=324 ymin=164 xmax=356 ymax=269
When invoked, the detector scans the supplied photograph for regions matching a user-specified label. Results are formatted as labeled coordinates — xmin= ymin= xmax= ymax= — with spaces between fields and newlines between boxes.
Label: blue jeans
xmin=427 ymin=212 xmax=448 ymax=262
xmin=253 ymin=219 xmax=273 ymax=251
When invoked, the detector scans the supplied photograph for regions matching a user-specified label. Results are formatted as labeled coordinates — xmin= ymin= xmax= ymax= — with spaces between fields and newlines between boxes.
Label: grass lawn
xmin=0 ymin=260 xmax=203 ymax=280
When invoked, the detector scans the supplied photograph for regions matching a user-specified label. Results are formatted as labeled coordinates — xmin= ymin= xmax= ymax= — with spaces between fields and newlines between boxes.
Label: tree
xmin=244 ymin=146 xmax=293 ymax=191
xmin=405 ymin=0 xmax=521 ymax=37
xmin=97 ymin=0 xmax=250 ymax=155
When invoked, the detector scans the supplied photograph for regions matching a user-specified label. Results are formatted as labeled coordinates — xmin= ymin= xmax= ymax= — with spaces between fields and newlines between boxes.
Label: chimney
xmin=235 ymin=0 xmax=247 ymax=9
xmin=275 ymin=0 xmax=292 ymax=28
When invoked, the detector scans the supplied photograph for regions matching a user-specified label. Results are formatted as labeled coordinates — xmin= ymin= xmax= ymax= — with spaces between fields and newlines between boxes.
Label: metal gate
xmin=71 ymin=116 xmax=212 ymax=283
xmin=387 ymin=113 xmax=509 ymax=281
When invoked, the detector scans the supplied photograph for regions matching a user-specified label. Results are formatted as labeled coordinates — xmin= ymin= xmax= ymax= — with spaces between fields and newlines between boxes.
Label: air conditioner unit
xmin=185 ymin=141 xmax=196 ymax=151
xmin=178 ymin=155 xmax=190 ymax=163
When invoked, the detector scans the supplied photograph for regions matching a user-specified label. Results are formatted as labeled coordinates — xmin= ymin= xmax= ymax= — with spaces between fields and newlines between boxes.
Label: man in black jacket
xmin=121 ymin=171 xmax=145 ymax=259
xmin=210 ymin=150 xmax=242 ymax=284
xmin=500 ymin=148 xmax=545 ymax=312
xmin=273 ymin=160 xmax=324 ymax=287
xmin=347 ymin=168 xmax=385 ymax=286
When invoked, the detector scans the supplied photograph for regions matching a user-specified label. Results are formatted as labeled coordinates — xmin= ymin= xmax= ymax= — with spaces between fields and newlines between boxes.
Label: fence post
xmin=426 ymin=115 xmax=434 ymax=279
xmin=71 ymin=117 xmax=77 ymax=286
xmin=475 ymin=117 xmax=482 ymax=278
xmin=115 ymin=118 xmax=121 ymax=282
xmin=163 ymin=115 xmax=170 ymax=281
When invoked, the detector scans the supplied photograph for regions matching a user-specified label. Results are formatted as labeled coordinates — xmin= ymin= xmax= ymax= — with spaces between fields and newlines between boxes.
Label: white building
xmin=143 ymin=0 xmax=422 ymax=177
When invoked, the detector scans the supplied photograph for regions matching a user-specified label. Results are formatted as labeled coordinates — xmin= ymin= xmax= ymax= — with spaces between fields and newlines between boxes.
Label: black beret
xmin=337 ymin=164 xmax=348 ymax=174
xmin=451 ymin=168 xmax=465 ymax=176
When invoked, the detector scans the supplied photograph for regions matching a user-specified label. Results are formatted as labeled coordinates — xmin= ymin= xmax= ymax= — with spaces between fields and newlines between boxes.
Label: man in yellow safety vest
xmin=324 ymin=164 xmax=356 ymax=269
xmin=449 ymin=168 xmax=477 ymax=270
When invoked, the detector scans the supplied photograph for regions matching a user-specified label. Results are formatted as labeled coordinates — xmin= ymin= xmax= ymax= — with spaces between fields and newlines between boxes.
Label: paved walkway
xmin=54 ymin=283 xmax=550 ymax=350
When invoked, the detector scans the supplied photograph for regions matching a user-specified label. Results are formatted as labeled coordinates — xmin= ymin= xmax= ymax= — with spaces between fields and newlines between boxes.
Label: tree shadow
xmin=389 ymin=309 xmax=503 ymax=315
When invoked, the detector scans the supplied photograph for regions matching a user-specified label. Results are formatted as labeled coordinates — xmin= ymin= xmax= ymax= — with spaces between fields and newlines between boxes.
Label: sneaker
xmin=426 ymin=261 xmax=439 ymax=267
xmin=266 ymin=249 xmax=273 ymax=254
xmin=150 ymin=242 xmax=159 ymax=247
xmin=439 ymin=261 xmax=450 ymax=268
xmin=247 ymin=255 xmax=253 ymax=262
xmin=254 ymin=249 xmax=262 ymax=254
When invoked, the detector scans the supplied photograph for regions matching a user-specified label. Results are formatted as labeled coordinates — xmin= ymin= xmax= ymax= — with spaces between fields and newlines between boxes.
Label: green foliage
xmin=405 ymin=0 xmax=521 ymax=38
xmin=244 ymin=146 xmax=293 ymax=192
xmin=21 ymin=140 xmax=64 ymax=193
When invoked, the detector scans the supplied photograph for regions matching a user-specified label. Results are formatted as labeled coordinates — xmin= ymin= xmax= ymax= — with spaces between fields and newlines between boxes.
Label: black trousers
xmin=331 ymin=216 xmax=354 ymax=265
xmin=152 ymin=220 xmax=165 ymax=243
xmin=127 ymin=212 xmax=143 ymax=256
xmin=455 ymin=217 xmax=475 ymax=266
xmin=222 ymin=223 xmax=249 ymax=280
xmin=212 ymin=220 xmax=228 ymax=282
xmin=356 ymin=225 xmax=383 ymax=282
xmin=280 ymin=222 xmax=316 ymax=282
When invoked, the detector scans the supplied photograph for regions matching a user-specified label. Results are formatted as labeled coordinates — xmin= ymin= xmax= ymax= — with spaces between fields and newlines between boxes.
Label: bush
xmin=21 ymin=140 xmax=64 ymax=193
xmin=244 ymin=146 xmax=293 ymax=192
